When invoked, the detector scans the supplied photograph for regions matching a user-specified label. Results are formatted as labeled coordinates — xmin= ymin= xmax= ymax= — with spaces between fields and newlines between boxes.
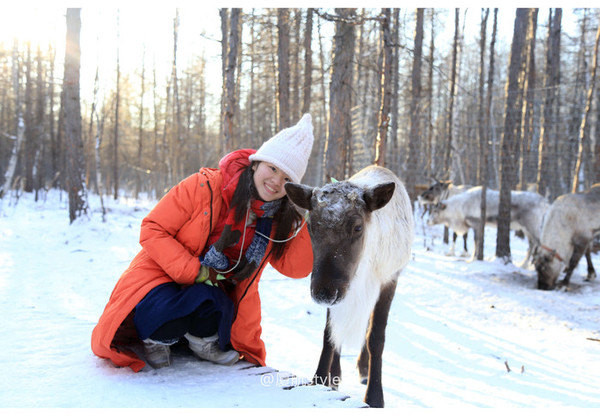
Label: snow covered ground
xmin=1 ymin=189 xmax=600 ymax=410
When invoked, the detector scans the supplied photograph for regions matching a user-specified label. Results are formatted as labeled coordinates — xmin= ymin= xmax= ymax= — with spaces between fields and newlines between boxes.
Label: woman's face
xmin=253 ymin=161 xmax=291 ymax=202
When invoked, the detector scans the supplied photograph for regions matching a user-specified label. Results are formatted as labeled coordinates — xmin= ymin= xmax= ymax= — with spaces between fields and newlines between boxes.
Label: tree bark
xmin=572 ymin=24 xmax=600 ymax=192
xmin=537 ymin=8 xmax=562 ymax=199
xmin=389 ymin=8 xmax=400 ymax=175
xmin=374 ymin=8 xmax=393 ymax=168
xmin=135 ymin=47 xmax=146 ymax=199
xmin=444 ymin=9 xmax=460 ymax=178
xmin=476 ymin=8 xmax=490 ymax=261
xmin=496 ymin=8 xmax=529 ymax=261
xmin=277 ymin=8 xmax=291 ymax=130
xmin=223 ymin=8 xmax=240 ymax=152
xmin=219 ymin=8 xmax=228 ymax=148
xmin=518 ymin=9 xmax=538 ymax=191
xmin=426 ymin=9 xmax=436 ymax=178
xmin=63 ymin=8 xmax=88 ymax=223
xmin=326 ymin=8 xmax=355 ymax=182
xmin=301 ymin=8 xmax=313 ymax=115
xmin=23 ymin=43 xmax=34 ymax=193
xmin=113 ymin=10 xmax=120 ymax=200
xmin=405 ymin=8 xmax=424 ymax=202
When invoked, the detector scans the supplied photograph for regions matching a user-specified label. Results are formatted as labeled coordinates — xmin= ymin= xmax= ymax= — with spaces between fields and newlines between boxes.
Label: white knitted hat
xmin=249 ymin=114 xmax=314 ymax=183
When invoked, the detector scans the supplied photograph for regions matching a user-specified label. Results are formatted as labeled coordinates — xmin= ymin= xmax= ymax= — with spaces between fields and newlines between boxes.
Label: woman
xmin=91 ymin=114 xmax=315 ymax=371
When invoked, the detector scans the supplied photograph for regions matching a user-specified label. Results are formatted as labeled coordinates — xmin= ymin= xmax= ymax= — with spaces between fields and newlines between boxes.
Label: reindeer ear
xmin=285 ymin=183 xmax=314 ymax=210
xmin=363 ymin=182 xmax=395 ymax=212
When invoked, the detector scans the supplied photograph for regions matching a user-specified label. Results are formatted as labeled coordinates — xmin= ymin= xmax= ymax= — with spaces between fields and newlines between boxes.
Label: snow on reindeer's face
xmin=285 ymin=180 xmax=395 ymax=306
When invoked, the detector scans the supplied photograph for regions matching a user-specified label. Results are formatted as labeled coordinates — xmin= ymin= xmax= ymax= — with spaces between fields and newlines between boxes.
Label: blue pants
xmin=134 ymin=282 xmax=235 ymax=351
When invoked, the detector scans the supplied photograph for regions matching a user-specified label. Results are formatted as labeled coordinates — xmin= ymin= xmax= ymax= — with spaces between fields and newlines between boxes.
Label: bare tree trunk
xmin=135 ymin=47 xmax=146 ymax=199
xmin=519 ymin=9 xmax=538 ymax=191
xmin=248 ymin=10 xmax=256 ymax=148
xmin=277 ymin=8 xmax=291 ymax=130
xmin=537 ymin=8 xmax=562 ymax=199
xmin=170 ymin=9 xmax=182 ymax=181
xmin=404 ymin=8 xmax=424 ymax=203
xmin=291 ymin=9 xmax=301 ymax=122
xmin=113 ymin=10 xmax=120 ymax=200
xmin=23 ymin=43 xmax=35 ymax=193
xmin=94 ymin=101 xmax=106 ymax=221
xmin=426 ymin=9 xmax=436 ymax=177
xmin=1 ymin=121 xmax=24 ymax=199
xmin=374 ymin=8 xmax=393 ymax=169
xmin=326 ymin=8 xmax=355 ymax=182
xmin=234 ymin=13 xmax=243 ymax=148
xmin=572 ymin=24 xmax=600 ymax=192
xmin=48 ymin=45 xmax=57 ymax=188
xmin=444 ymin=9 xmax=460 ymax=178
xmin=63 ymin=8 xmax=88 ymax=223
xmin=389 ymin=8 xmax=400 ymax=175
xmin=316 ymin=16 xmax=328 ymax=185
xmin=301 ymin=8 xmax=313 ymax=115
xmin=223 ymin=8 xmax=240 ymax=152
xmin=496 ymin=8 xmax=529 ymax=261
xmin=476 ymin=8 xmax=490 ymax=261
xmin=219 ymin=8 xmax=228 ymax=148
xmin=595 ymin=53 xmax=600 ymax=184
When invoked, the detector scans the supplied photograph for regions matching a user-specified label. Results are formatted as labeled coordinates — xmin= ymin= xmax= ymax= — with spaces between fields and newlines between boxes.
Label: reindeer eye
xmin=354 ymin=224 xmax=363 ymax=233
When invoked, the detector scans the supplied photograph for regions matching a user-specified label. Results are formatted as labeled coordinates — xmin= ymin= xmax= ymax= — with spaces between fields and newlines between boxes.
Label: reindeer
xmin=285 ymin=165 xmax=414 ymax=408
xmin=534 ymin=184 xmax=600 ymax=290
xmin=419 ymin=180 xmax=472 ymax=256
xmin=427 ymin=186 xmax=549 ymax=266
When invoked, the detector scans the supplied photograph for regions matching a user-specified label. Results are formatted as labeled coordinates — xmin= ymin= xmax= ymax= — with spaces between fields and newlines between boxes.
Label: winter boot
xmin=184 ymin=333 xmax=240 ymax=366
xmin=142 ymin=338 xmax=172 ymax=369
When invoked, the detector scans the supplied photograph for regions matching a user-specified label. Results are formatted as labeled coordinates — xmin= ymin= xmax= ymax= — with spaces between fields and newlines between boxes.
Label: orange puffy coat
xmin=91 ymin=154 xmax=313 ymax=372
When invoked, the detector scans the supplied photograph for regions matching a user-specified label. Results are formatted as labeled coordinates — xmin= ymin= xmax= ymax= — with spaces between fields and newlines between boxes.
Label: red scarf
xmin=204 ymin=149 xmax=264 ymax=265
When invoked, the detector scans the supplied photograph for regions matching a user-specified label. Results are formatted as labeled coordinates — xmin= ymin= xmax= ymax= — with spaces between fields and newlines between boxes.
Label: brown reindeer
xmin=285 ymin=165 xmax=414 ymax=407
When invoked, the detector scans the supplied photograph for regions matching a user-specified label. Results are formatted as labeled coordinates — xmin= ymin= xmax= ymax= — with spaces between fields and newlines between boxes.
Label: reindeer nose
xmin=311 ymin=285 xmax=339 ymax=306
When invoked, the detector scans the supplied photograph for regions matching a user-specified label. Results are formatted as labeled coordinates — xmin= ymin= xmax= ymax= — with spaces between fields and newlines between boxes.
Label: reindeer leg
xmin=313 ymin=309 xmax=338 ymax=387
xmin=463 ymin=232 xmax=468 ymax=254
xmin=585 ymin=249 xmax=596 ymax=282
xmin=330 ymin=349 xmax=341 ymax=390
xmin=561 ymin=240 xmax=587 ymax=287
xmin=357 ymin=342 xmax=369 ymax=384
xmin=364 ymin=278 xmax=397 ymax=408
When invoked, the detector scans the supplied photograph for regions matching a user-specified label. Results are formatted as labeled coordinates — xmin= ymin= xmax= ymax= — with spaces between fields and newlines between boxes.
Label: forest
xmin=1 ymin=8 xmax=600 ymax=257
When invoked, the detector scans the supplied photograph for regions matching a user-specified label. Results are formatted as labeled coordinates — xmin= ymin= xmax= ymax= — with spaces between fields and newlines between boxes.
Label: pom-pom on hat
xmin=249 ymin=114 xmax=314 ymax=184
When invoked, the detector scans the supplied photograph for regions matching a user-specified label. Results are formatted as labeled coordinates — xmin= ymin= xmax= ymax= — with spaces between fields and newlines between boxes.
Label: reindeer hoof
xmin=586 ymin=272 xmax=596 ymax=282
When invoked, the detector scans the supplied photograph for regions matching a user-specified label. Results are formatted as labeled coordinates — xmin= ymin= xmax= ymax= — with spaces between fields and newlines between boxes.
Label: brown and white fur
xmin=427 ymin=186 xmax=549 ymax=266
xmin=285 ymin=165 xmax=414 ymax=408
xmin=534 ymin=184 xmax=600 ymax=290
xmin=419 ymin=180 xmax=472 ymax=256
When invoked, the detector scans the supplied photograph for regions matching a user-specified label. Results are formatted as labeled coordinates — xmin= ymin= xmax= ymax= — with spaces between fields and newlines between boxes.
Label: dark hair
xmin=230 ymin=163 xmax=303 ymax=261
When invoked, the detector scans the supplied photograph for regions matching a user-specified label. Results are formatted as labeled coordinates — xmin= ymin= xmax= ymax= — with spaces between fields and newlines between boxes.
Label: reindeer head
xmin=418 ymin=180 xmax=451 ymax=205
xmin=285 ymin=180 xmax=395 ymax=306
xmin=426 ymin=202 xmax=448 ymax=227
xmin=534 ymin=248 xmax=563 ymax=290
